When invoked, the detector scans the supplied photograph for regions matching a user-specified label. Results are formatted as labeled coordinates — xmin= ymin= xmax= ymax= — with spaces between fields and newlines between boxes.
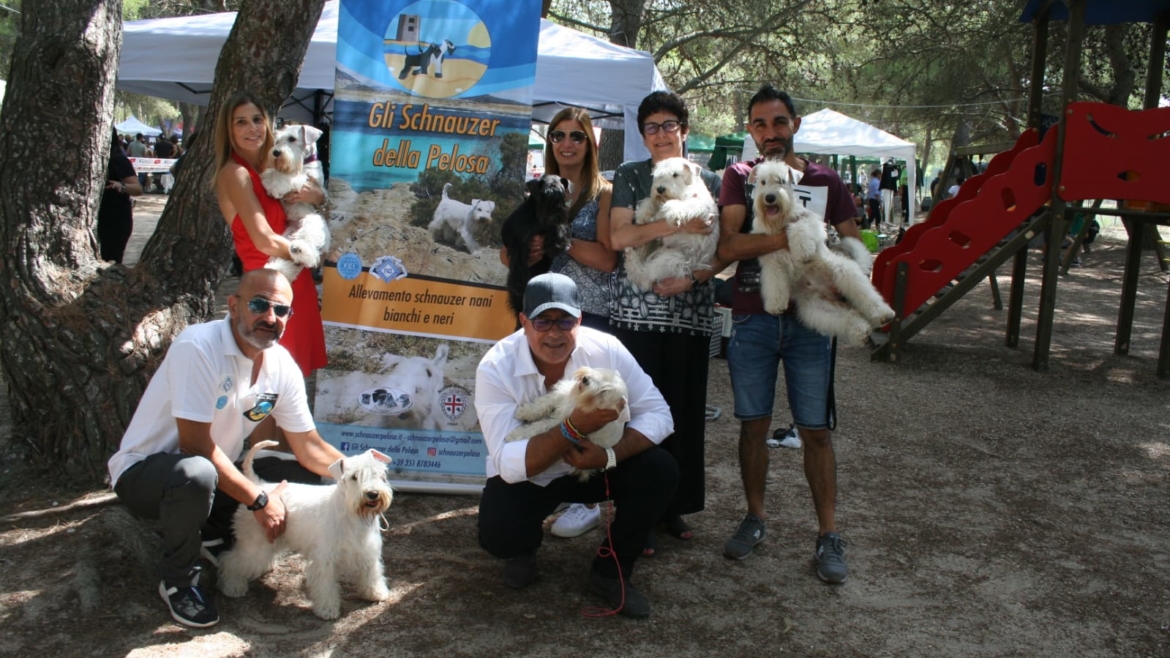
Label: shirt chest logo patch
xmin=243 ymin=393 xmax=278 ymax=422
xmin=221 ymin=376 xmax=233 ymax=392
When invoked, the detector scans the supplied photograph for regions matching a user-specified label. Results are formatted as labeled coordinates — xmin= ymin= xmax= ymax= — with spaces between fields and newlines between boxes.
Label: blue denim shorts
xmin=726 ymin=312 xmax=832 ymax=427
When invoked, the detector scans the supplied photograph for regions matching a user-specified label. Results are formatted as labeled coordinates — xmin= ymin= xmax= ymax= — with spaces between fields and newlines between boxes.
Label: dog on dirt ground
xmin=624 ymin=157 xmax=719 ymax=291
xmin=427 ymin=182 xmax=496 ymax=252
xmin=501 ymin=175 xmax=572 ymax=314
xmin=504 ymin=366 xmax=629 ymax=482
xmin=218 ymin=441 xmax=393 ymax=620
xmin=750 ymin=159 xmax=894 ymax=346
xmin=260 ymin=124 xmax=331 ymax=282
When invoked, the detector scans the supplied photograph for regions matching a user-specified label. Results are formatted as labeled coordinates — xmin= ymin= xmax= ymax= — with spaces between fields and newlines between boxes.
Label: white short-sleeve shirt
xmin=108 ymin=317 xmax=315 ymax=486
xmin=475 ymin=326 xmax=674 ymax=486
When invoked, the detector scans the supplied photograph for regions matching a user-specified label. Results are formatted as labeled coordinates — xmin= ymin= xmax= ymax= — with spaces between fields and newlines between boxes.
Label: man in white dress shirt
xmin=475 ymin=273 xmax=677 ymax=618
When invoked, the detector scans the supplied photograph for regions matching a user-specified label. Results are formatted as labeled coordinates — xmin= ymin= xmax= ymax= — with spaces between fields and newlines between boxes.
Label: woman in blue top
xmin=609 ymin=91 xmax=726 ymax=554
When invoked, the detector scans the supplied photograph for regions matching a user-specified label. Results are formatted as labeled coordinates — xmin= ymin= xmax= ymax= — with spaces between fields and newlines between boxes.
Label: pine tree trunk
xmin=0 ymin=0 xmax=326 ymax=484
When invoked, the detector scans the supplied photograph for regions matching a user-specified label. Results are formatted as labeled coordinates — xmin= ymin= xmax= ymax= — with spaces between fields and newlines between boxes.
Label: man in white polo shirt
xmin=109 ymin=269 xmax=344 ymax=628
xmin=475 ymin=273 xmax=677 ymax=618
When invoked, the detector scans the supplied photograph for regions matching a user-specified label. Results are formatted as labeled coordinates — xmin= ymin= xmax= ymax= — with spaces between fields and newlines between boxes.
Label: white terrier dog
xmin=218 ymin=441 xmax=393 ymax=620
xmin=751 ymin=160 xmax=895 ymax=346
xmin=261 ymin=124 xmax=331 ymax=282
xmin=624 ymin=157 xmax=719 ymax=291
xmin=428 ymin=182 xmax=496 ymax=252
xmin=504 ymin=367 xmax=629 ymax=482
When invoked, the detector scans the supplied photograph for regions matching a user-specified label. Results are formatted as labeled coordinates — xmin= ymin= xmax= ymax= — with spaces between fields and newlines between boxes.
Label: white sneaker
xmin=550 ymin=503 xmax=601 ymax=538
xmin=766 ymin=425 xmax=802 ymax=449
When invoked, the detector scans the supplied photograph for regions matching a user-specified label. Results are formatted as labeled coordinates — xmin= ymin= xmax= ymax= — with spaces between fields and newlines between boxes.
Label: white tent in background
xmin=116 ymin=1 xmax=667 ymax=161
xmin=114 ymin=115 xmax=162 ymax=137
xmin=744 ymin=108 xmax=918 ymax=218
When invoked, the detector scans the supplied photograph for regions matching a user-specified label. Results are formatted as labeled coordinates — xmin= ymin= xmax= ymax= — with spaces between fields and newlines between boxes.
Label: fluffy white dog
xmin=504 ymin=366 xmax=629 ymax=482
xmin=624 ymin=157 xmax=720 ymax=291
xmin=751 ymin=160 xmax=895 ymax=346
xmin=261 ymin=124 xmax=331 ymax=282
xmin=428 ymin=182 xmax=496 ymax=252
xmin=218 ymin=441 xmax=393 ymax=620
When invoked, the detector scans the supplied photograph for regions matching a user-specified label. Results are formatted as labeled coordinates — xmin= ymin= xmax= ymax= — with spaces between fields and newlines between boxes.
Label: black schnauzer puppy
xmin=501 ymin=175 xmax=572 ymax=315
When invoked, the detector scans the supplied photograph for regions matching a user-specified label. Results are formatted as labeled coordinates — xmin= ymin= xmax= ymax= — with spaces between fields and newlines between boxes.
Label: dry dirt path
xmin=1 ymin=203 xmax=1168 ymax=657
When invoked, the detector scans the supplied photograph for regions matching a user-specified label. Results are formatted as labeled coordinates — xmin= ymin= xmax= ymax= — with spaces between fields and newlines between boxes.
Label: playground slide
xmin=870 ymin=127 xmax=1057 ymax=319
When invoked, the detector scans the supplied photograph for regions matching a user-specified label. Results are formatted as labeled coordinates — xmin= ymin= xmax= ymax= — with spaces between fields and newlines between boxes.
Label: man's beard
xmin=757 ymin=136 xmax=791 ymax=159
xmin=237 ymin=315 xmax=281 ymax=351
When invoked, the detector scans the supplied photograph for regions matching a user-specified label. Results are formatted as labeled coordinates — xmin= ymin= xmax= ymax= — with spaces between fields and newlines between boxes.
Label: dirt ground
xmin=1 ymin=198 xmax=1168 ymax=657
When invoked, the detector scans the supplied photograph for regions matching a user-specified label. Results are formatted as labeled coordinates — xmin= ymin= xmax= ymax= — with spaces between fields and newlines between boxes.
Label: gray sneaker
xmin=814 ymin=532 xmax=848 ymax=583
xmin=723 ymin=514 xmax=766 ymax=560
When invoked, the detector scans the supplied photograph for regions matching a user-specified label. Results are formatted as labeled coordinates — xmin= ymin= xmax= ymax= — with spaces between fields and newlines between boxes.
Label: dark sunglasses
xmin=643 ymin=120 xmax=682 ymax=135
xmin=247 ymin=297 xmax=293 ymax=318
xmin=549 ymin=130 xmax=588 ymax=144
xmin=530 ymin=316 xmax=578 ymax=332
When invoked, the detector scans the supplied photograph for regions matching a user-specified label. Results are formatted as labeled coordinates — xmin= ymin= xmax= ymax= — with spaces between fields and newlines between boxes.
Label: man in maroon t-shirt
xmin=715 ymin=85 xmax=862 ymax=584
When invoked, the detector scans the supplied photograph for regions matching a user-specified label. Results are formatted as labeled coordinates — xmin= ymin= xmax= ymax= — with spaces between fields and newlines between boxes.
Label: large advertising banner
xmin=320 ymin=0 xmax=540 ymax=492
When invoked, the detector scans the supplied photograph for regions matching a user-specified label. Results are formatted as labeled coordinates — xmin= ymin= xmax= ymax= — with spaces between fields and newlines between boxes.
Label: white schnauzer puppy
xmin=504 ymin=367 xmax=629 ymax=482
xmin=218 ymin=440 xmax=393 ymax=620
xmin=751 ymin=160 xmax=894 ymax=346
xmin=624 ymin=157 xmax=720 ymax=291
xmin=261 ymin=124 xmax=331 ymax=282
xmin=428 ymin=182 xmax=496 ymax=253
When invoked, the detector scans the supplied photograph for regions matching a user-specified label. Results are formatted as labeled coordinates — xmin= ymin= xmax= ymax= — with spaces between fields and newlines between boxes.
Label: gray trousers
xmin=114 ymin=452 xmax=319 ymax=588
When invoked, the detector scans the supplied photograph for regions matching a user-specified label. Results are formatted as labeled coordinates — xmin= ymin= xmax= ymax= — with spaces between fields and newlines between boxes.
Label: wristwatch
xmin=604 ymin=447 xmax=617 ymax=471
xmin=247 ymin=491 xmax=269 ymax=511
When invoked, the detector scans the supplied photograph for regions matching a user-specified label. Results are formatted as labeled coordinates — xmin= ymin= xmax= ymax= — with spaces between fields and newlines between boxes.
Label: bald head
xmin=237 ymin=268 xmax=293 ymax=300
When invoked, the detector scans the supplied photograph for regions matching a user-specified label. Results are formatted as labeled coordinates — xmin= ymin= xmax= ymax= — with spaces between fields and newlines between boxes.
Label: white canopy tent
xmin=114 ymin=115 xmax=162 ymax=137
xmin=116 ymin=1 xmax=667 ymax=161
xmin=744 ymin=108 xmax=918 ymax=220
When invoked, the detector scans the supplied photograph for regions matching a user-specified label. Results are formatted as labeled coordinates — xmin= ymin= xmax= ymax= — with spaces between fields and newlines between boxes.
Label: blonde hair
xmin=213 ymin=91 xmax=274 ymax=175
xmin=543 ymin=107 xmax=609 ymax=219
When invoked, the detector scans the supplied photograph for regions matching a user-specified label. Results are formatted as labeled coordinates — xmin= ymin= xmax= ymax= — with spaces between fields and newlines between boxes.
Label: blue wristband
xmin=560 ymin=422 xmax=582 ymax=445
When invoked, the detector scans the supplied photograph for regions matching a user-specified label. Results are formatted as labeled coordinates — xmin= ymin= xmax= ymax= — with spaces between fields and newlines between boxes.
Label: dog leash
xmin=581 ymin=473 xmax=624 ymax=618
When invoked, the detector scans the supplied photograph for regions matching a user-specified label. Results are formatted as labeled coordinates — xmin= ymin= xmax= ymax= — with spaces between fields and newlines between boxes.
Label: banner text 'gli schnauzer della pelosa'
xmin=319 ymin=0 xmax=539 ymax=493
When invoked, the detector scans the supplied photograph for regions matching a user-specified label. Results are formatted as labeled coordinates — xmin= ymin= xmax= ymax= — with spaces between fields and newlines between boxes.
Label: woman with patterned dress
xmin=214 ymin=91 xmax=327 ymax=376
xmin=609 ymin=91 xmax=725 ymax=554
xmin=541 ymin=108 xmax=618 ymax=538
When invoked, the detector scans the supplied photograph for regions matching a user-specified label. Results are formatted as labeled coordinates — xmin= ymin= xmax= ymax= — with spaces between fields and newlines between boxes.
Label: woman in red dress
xmin=214 ymin=91 xmax=327 ymax=375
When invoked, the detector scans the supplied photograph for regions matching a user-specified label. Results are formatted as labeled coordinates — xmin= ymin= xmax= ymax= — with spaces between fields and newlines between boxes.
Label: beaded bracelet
xmin=560 ymin=421 xmax=582 ymax=446
xmin=564 ymin=417 xmax=585 ymax=438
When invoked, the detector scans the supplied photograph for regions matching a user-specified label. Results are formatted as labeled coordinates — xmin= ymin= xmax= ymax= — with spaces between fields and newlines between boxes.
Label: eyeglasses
xmin=643 ymin=120 xmax=682 ymax=135
xmin=247 ymin=297 xmax=293 ymax=318
xmin=530 ymin=316 xmax=578 ymax=332
xmin=549 ymin=130 xmax=587 ymax=144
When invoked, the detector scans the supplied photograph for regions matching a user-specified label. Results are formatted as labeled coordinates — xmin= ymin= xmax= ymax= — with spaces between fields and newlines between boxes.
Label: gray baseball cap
xmin=523 ymin=273 xmax=582 ymax=319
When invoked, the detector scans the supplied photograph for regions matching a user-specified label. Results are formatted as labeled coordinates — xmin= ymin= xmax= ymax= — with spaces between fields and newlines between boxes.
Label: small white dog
xmin=751 ymin=160 xmax=895 ymax=346
xmin=624 ymin=157 xmax=720 ymax=291
xmin=504 ymin=366 xmax=629 ymax=482
xmin=261 ymin=124 xmax=331 ymax=282
xmin=218 ymin=441 xmax=393 ymax=620
xmin=428 ymin=182 xmax=496 ymax=252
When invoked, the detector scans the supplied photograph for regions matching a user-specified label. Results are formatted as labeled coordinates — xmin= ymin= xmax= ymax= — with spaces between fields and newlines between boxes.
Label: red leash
xmin=581 ymin=473 xmax=625 ymax=618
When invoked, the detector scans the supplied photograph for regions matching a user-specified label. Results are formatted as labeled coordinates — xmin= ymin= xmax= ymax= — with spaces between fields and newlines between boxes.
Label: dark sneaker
xmin=724 ymin=514 xmax=767 ymax=560
xmin=588 ymin=571 xmax=651 ymax=618
xmin=158 ymin=579 xmax=219 ymax=628
xmin=503 ymin=554 xmax=537 ymax=590
xmin=814 ymin=532 xmax=849 ymax=584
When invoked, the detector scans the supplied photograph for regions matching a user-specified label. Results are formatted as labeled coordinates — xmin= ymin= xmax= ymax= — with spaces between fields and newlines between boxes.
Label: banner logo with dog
xmin=320 ymin=0 xmax=539 ymax=493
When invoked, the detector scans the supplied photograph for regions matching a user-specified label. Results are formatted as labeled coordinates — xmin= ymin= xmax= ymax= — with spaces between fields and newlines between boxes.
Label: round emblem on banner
xmin=383 ymin=1 xmax=491 ymax=99
xmin=337 ymin=253 xmax=363 ymax=280
xmin=437 ymin=385 xmax=469 ymax=420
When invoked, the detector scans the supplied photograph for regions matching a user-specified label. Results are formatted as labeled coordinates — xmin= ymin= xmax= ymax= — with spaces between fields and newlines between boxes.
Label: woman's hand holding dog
xmin=284 ymin=181 xmax=325 ymax=207
xmin=254 ymin=480 xmax=290 ymax=543
xmin=675 ymin=214 xmax=715 ymax=236
xmin=526 ymin=235 xmax=546 ymax=266
xmin=652 ymin=275 xmax=694 ymax=297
